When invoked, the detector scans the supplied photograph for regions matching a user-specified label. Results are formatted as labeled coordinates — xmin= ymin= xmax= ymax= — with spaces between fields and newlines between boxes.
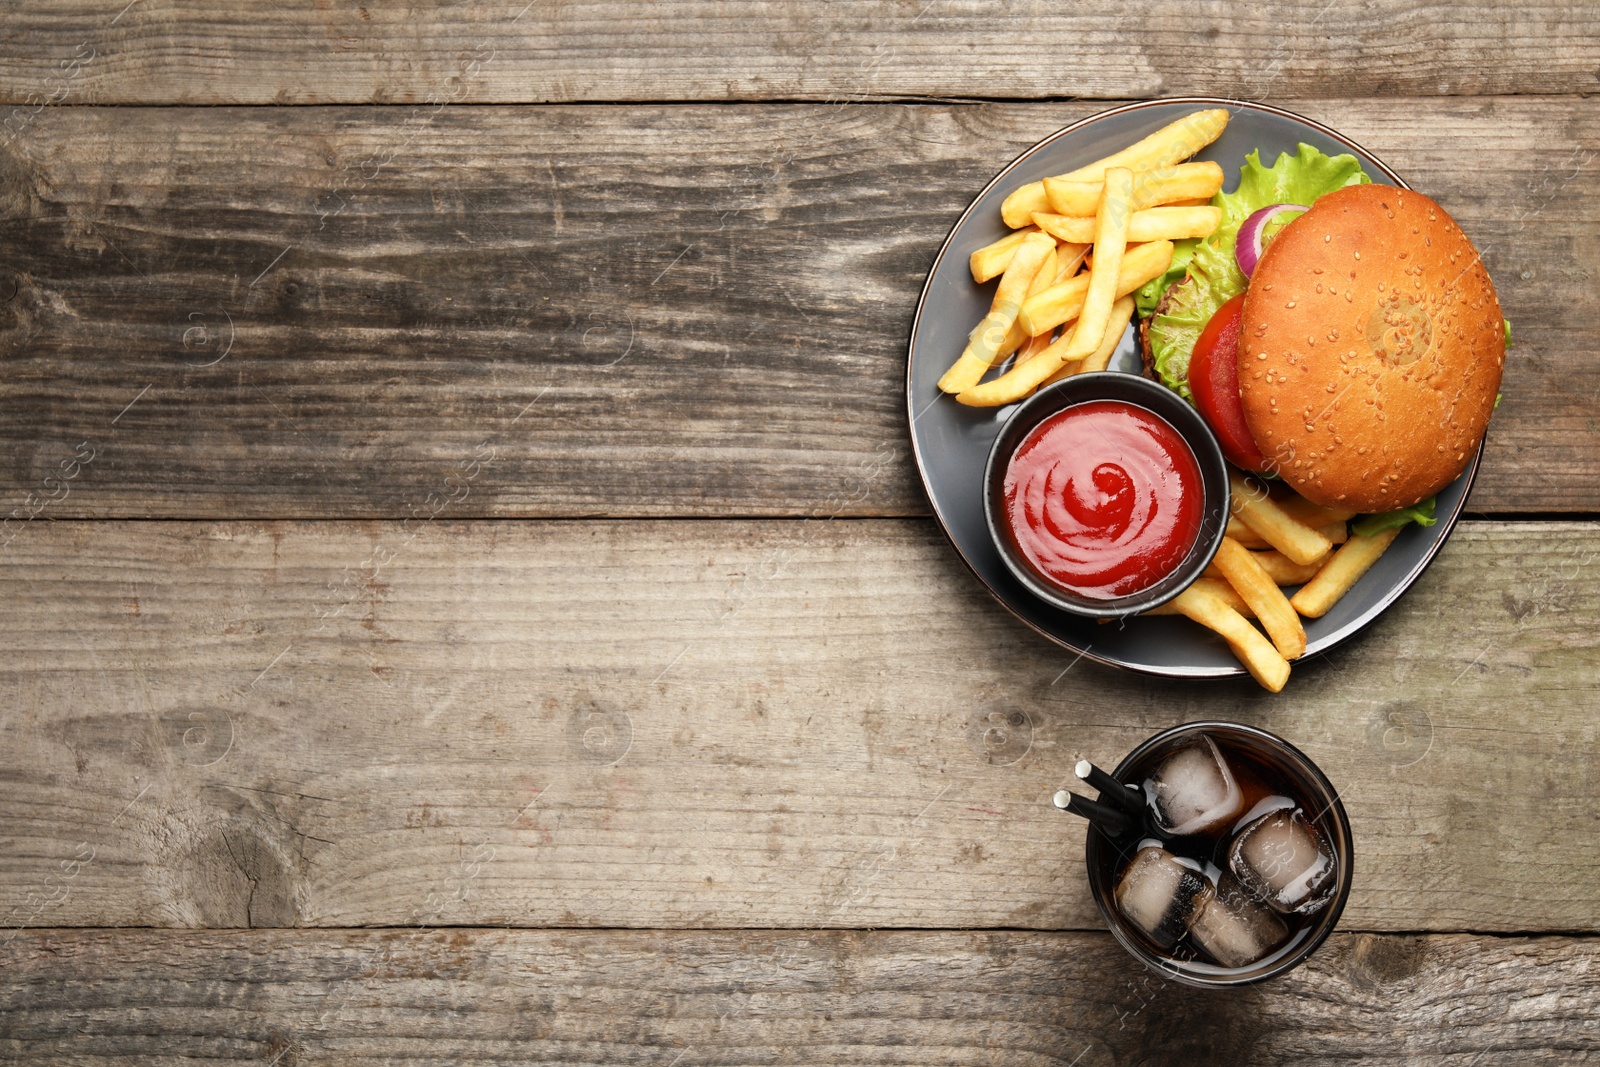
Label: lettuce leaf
xmin=1143 ymin=143 xmax=1372 ymax=398
xmin=1494 ymin=321 xmax=1509 ymax=409
xmin=1134 ymin=240 xmax=1197 ymax=319
xmin=1351 ymin=497 xmax=1437 ymax=538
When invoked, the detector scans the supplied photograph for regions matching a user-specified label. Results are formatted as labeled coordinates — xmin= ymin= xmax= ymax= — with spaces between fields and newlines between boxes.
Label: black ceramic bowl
xmin=1084 ymin=721 xmax=1355 ymax=987
xmin=982 ymin=373 xmax=1229 ymax=618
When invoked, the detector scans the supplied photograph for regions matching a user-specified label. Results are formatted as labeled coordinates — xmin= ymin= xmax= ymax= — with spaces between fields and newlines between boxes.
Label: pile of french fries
xmin=939 ymin=108 xmax=1232 ymax=407
xmin=1145 ymin=472 xmax=1406 ymax=692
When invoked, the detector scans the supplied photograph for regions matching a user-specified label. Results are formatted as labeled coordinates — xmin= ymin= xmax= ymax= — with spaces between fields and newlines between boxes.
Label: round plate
xmin=905 ymin=97 xmax=1484 ymax=679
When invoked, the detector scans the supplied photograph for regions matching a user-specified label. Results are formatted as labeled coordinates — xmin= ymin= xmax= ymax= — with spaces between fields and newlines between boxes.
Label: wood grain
xmin=3 ymin=928 xmax=1599 ymax=1064
xmin=1 ymin=1 xmax=1598 ymax=105
xmin=0 ymin=99 xmax=1594 ymax=519
xmin=1 ymin=518 xmax=1596 ymax=932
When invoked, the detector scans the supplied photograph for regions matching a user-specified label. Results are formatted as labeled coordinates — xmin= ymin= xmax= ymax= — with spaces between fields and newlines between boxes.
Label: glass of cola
xmin=1078 ymin=721 xmax=1354 ymax=986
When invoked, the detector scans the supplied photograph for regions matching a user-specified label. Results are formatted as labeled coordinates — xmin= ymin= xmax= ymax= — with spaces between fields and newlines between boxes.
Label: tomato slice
xmin=1189 ymin=292 xmax=1268 ymax=472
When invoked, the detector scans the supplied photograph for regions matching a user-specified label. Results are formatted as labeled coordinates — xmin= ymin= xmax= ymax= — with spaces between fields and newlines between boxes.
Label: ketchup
xmin=1002 ymin=400 xmax=1203 ymax=599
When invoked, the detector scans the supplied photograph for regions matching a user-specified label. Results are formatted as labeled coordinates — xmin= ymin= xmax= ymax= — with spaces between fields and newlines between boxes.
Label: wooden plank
xmin=3 ymin=928 xmax=1599 ymax=1063
xmin=1 ymin=1 xmax=1598 ymax=106
xmin=1 ymin=518 xmax=1596 ymax=932
xmin=0 ymin=99 xmax=1594 ymax=519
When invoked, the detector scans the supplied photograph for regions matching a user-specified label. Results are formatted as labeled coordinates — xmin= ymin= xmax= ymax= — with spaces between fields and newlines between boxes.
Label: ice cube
xmin=1228 ymin=808 xmax=1337 ymax=915
xmin=1189 ymin=874 xmax=1290 ymax=968
xmin=1113 ymin=844 xmax=1213 ymax=950
xmin=1144 ymin=735 xmax=1243 ymax=836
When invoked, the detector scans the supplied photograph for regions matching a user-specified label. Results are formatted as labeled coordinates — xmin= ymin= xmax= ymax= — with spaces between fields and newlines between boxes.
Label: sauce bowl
xmin=982 ymin=372 xmax=1229 ymax=618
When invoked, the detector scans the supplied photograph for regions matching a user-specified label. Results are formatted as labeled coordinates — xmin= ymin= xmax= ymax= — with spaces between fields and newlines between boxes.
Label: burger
xmin=1137 ymin=144 xmax=1506 ymax=526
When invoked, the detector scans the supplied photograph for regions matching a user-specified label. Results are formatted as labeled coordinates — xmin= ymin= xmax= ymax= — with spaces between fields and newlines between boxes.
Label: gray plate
xmin=905 ymin=97 xmax=1483 ymax=679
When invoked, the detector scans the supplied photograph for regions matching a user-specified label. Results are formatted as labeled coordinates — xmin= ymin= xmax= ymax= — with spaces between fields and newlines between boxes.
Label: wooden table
xmin=2 ymin=3 xmax=1597 ymax=1061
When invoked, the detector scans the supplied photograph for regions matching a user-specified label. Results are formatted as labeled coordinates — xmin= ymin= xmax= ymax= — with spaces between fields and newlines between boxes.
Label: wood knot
xmin=1348 ymin=933 xmax=1427 ymax=990
xmin=0 ymin=145 xmax=42 ymax=218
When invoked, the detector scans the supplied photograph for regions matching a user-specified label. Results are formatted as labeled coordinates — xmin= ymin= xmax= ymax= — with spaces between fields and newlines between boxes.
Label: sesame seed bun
xmin=1238 ymin=184 xmax=1504 ymax=512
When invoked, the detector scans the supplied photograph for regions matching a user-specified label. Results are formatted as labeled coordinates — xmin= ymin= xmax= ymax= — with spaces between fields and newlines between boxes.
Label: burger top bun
xmin=1238 ymin=184 xmax=1504 ymax=512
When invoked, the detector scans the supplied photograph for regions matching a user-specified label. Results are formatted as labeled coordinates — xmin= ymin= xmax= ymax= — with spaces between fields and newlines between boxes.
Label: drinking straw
xmin=1052 ymin=788 xmax=1135 ymax=835
xmin=1075 ymin=759 xmax=1146 ymax=816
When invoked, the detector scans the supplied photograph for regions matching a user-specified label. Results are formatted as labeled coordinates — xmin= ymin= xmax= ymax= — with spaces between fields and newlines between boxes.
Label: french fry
xmin=1033 ymin=205 xmax=1221 ymax=245
xmin=1250 ymin=549 xmax=1328 ymax=587
xmin=1058 ymin=167 xmax=1134 ymax=362
xmin=1142 ymin=577 xmax=1253 ymax=617
xmin=1291 ymin=528 xmax=1403 ymax=618
xmin=1016 ymin=245 xmax=1094 ymax=367
xmin=1013 ymin=328 xmax=1055 ymax=367
xmin=1041 ymin=294 xmax=1134 ymax=384
xmin=1169 ymin=581 xmax=1290 ymax=692
xmin=1052 ymin=241 xmax=1091 ymax=281
xmin=1018 ymin=240 xmax=1174 ymax=337
xmin=1228 ymin=471 xmax=1333 ymax=566
xmin=1041 ymin=359 xmax=1077 ymax=386
xmin=984 ymin=234 xmax=1057 ymax=319
xmin=1275 ymin=494 xmax=1359 ymax=527
xmin=969 ymin=227 xmax=1039 ymax=284
xmin=1212 ymin=537 xmax=1306 ymax=659
xmin=1000 ymin=108 xmax=1230 ymax=228
xmin=994 ymin=242 xmax=1077 ymax=365
xmin=1225 ymin=516 xmax=1271 ymax=550
xmin=1010 ymin=246 xmax=1060 ymax=366
xmin=1227 ymin=519 xmax=1341 ymax=552
xmin=938 ymin=231 xmax=1056 ymax=394
xmin=1031 ymin=246 xmax=1060 ymax=304
xmin=1043 ymin=161 xmax=1225 ymax=217
xmin=956 ymin=250 xmax=1167 ymax=408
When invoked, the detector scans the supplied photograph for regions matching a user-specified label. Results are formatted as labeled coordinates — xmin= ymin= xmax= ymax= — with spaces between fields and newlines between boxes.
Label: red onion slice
xmin=1236 ymin=204 xmax=1309 ymax=278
